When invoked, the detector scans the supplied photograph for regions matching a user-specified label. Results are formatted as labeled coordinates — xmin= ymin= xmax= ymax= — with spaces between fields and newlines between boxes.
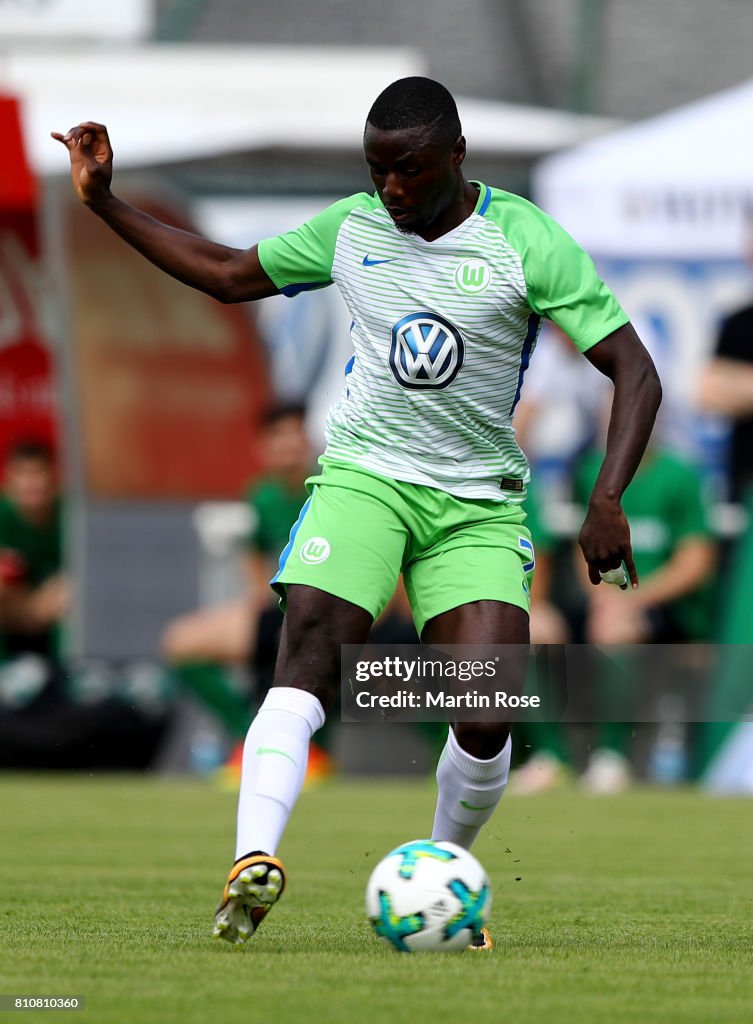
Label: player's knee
xmin=453 ymin=722 xmax=511 ymax=760
xmin=274 ymin=586 xmax=372 ymax=709
xmin=271 ymin=616 xmax=333 ymax=708
xmin=274 ymin=641 xmax=340 ymax=711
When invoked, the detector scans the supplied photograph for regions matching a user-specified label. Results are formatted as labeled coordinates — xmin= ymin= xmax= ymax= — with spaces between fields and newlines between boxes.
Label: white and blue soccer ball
xmin=365 ymin=839 xmax=491 ymax=952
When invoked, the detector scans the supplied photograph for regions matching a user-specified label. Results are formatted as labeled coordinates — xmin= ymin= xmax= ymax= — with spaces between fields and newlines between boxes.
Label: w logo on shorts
xmin=299 ymin=537 xmax=331 ymax=564
xmin=389 ymin=311 xmax=464 ymax=391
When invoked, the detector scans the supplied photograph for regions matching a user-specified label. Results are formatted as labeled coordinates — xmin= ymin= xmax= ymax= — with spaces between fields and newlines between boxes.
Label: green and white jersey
xmin=258 ymin=183 xmax=628 ymax=502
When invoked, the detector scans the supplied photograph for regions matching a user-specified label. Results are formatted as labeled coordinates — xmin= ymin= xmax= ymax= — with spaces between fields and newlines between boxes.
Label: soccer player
xmin=54 ymin=77 xmax=661 ymax=949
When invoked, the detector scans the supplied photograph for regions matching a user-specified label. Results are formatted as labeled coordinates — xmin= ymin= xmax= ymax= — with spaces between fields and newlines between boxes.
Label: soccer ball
xmin=365 ymin=839 xmax=491 ymax=952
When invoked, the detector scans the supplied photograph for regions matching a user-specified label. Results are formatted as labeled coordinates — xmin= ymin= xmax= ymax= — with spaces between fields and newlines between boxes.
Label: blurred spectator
xmin=163 ymin=401 xmax=419 ymax=777
xmin=0 ymin=440 xmax=69 ymax=663
xmin=512 ymin=442 xmax=717 ymax=794
xmin=698 ymin=300 xmax=753 ymax=499
xmin=510 ymin=481 xmax=571 ymax=794
xmin=0 ymin=441 xmax=173 ymax=770
xmin=574 ymin=445 xmax=717 ymax=647
xmin=696 ymin=289 xmax=753 ymax=785
xmin=575 ymin=443 xmax=717 ymax=792
xmin=244 ymin=403 xmax=314 ymax=699
xmin=161 ymin=404 xmax=312 ymax=741
xmin=526 ymin=481 xmax=569 ymax=648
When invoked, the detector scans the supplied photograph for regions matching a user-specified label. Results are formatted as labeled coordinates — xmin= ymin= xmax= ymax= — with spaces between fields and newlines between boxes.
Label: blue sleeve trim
xmin=280 ymin=281 xmax=332 ymax=298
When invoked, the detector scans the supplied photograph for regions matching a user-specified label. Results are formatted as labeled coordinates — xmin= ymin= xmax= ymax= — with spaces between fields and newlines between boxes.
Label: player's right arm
xmin=51 ymin=122 xmax=278 ymax=303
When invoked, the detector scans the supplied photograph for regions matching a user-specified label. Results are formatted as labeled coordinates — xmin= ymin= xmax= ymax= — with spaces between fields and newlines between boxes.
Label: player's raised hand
xmin=50 ymin=122 xmax=113 ymax=205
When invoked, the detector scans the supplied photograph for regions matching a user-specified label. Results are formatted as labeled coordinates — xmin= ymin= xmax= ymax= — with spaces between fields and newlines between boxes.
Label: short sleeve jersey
xmin=258 ymin=184 xmax=628 ymax=502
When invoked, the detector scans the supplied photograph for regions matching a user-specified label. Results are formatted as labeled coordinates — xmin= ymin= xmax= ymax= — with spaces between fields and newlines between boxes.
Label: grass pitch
xmin=1 ymin=773 xmax=752 ymax=1024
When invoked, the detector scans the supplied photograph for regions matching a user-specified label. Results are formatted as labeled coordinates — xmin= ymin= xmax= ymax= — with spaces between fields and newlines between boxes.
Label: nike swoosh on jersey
xmin=362 ymin=255 xmax=397 ymax=267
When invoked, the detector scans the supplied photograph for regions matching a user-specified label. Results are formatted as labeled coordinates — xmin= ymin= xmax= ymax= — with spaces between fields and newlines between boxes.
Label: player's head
xmin=364 ymin=77 xmax=465 ymax=233
xmin=3 ymin=439 xmax=58 ymax=521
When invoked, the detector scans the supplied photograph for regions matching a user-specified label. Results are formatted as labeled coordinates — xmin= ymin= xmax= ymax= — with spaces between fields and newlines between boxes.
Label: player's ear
xmin=452 ymin=135 xmax=466 ymax=166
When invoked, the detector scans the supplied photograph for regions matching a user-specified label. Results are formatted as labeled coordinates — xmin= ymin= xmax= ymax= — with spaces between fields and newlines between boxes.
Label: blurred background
xmin=2 ymin=0 xmax=753 ymax=793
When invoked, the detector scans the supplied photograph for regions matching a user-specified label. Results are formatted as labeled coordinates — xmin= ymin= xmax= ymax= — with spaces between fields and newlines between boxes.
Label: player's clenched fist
xmin=50 ymin=122 xmax=113 ymax=205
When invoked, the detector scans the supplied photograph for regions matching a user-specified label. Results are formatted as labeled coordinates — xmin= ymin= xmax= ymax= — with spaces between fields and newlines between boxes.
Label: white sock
xmin=431 ymin=729 xmax=511 ymax=850
xmin=234 ymin=687 xmax=325 ymax=860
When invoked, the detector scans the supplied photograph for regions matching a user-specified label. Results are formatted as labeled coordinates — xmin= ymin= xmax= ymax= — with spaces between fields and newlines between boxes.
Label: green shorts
xmin=271 ymin=459 xmax=534 ymax=637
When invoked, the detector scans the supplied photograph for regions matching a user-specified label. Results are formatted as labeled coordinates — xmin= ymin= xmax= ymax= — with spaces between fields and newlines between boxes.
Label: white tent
xmin=532 ymin=81 xmax=753 ymax=456
xmin=535 ymin=79 xmax=753 ymax=259
xmin=0 ymin=45 xmax=619 ymax=175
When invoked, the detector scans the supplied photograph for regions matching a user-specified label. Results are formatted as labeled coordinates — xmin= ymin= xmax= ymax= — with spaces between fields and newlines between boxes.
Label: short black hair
xmin=5 ymin=439 xmax=55 ymax=465
xmin=262 ymin=402 xmax=306 ymax=429
xmin=366 ymin=77 xmax=461 ymax=148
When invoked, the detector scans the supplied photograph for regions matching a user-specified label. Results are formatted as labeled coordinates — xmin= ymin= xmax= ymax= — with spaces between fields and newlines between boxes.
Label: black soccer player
xmin=54 ymin=77 xmax=661 ymax=949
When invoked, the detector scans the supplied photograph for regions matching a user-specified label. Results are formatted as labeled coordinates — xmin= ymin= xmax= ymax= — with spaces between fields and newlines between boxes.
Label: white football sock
xmin=234 ymin=686 xmax=325 ymax=860
xmin=431 ymin=729 xmax=511 ymax=850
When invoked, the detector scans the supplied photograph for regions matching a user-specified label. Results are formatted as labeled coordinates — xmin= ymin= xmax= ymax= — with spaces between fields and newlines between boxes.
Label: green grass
xmin=1 ymin=775 xmax=753 ymax=1024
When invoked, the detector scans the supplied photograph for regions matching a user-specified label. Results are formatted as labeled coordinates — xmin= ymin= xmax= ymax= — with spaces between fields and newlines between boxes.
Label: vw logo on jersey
xmin=389 ymin=311 xmax=465 ymax=391
xmin=455 ymin=258 xmax=492 ymax=295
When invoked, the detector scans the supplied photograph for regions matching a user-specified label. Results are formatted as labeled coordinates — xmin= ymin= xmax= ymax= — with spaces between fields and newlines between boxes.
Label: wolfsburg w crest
xmin=389 ymin=311 xmax=465 ymax=390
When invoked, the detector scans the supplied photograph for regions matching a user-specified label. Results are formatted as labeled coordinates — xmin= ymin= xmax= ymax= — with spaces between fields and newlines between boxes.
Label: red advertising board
xmin=0 ymin=95 xmax=58 ymax=464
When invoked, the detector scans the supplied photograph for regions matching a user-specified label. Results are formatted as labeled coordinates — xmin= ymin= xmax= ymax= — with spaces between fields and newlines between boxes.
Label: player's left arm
xmin=579 ymin=323 xmax=662 ymax=587
xmin=507 ymin=199 xmax=662 ymax=585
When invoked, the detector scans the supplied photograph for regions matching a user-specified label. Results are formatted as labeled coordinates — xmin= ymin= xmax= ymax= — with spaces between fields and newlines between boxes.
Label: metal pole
xmin=569 ymin=0 xmax=605 ymax=113
xmin=155 ymin=0 xmax=207 ymax=42
xmin=40 ymin=179 xmax=87 ymax=659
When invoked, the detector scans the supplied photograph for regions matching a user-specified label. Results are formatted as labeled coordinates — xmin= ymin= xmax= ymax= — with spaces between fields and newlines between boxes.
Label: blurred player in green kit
xmin=0 ymin=441 xmax=67 ymax=664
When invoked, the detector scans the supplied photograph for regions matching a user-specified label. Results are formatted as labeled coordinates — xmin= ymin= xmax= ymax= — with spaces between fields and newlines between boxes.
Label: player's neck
xmin=415 ymin=180 xmax=479 ymax=242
